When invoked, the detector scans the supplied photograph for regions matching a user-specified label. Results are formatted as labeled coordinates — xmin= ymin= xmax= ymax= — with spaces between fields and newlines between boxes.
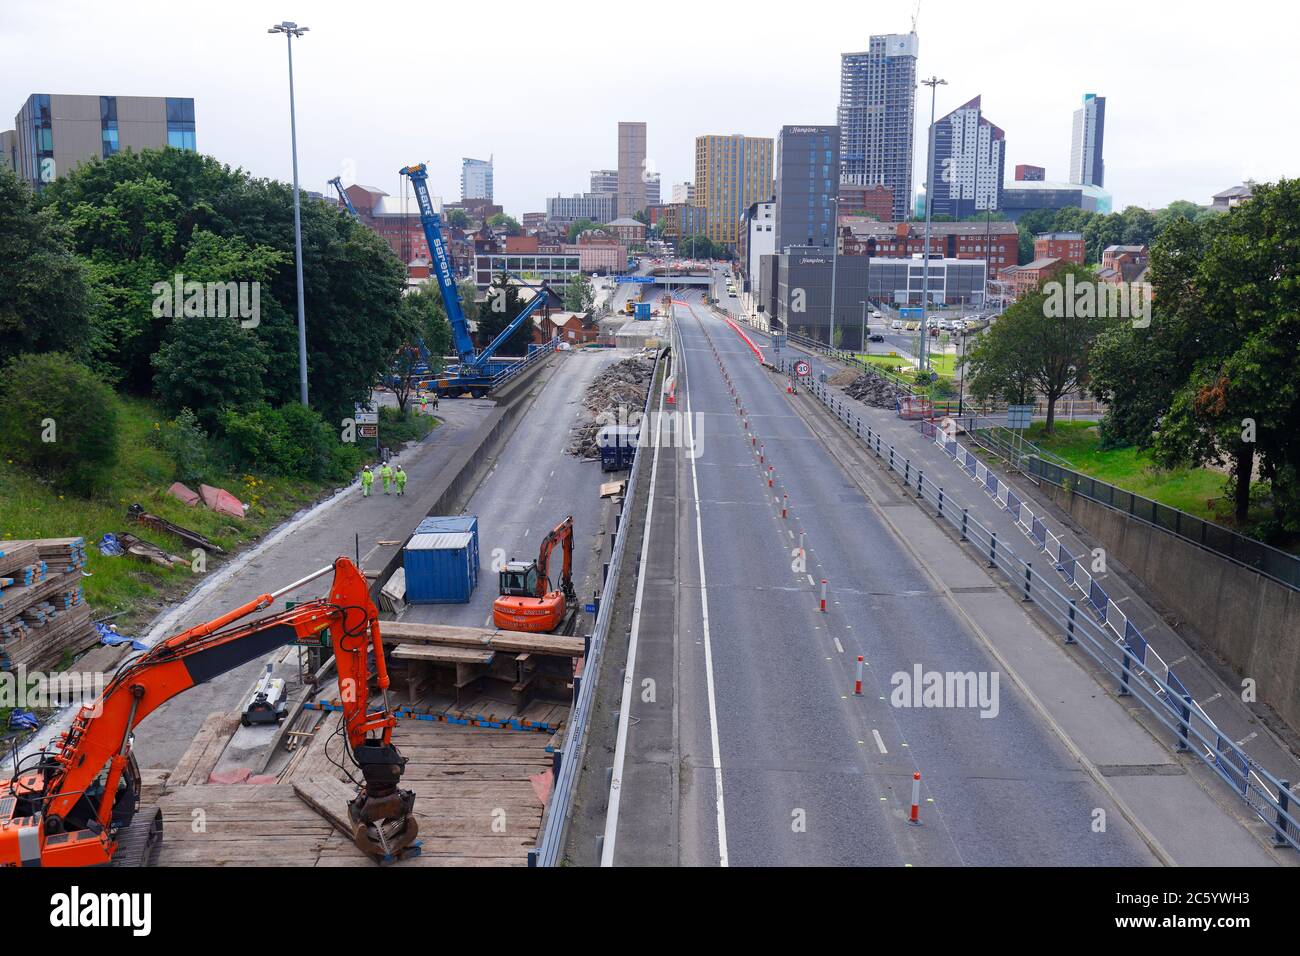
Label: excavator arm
xmin=536 ymin=516 xmax=576 ymax=604
xmin=2 ymin=558 xmax=417 ymax=866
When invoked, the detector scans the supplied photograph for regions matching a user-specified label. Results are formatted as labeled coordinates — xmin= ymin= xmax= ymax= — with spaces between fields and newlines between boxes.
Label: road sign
xmin=354 ymin=402 xmax=378 ymax=425
xmin=1006 ymin=404 xmax=1033 ymax=430
xmin=584 ymin=603 xmax=597 ymax=614
xmin=358 ymin=424 xmax=378 ymax=439
xmin=794 ymin=360 xmax=811 ymax=378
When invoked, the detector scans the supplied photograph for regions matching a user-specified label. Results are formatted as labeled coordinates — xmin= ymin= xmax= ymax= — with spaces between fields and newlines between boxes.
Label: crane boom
xmin=328 ymin=176 xmax=359 ymax=218
xmin=399 ymin=163 xmax=477 ymax=365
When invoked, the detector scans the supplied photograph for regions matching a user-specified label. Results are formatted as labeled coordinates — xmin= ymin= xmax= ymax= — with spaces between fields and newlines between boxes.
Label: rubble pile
xmin=565 ymin=357 xmax=655 ymax=457
xmin=841 ymin=372 xmax=909 ymax=409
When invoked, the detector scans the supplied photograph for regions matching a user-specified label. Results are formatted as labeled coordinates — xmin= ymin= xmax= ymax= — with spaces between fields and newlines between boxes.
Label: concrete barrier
xmin=1041 ymin=482 xmax=1300 ymax=737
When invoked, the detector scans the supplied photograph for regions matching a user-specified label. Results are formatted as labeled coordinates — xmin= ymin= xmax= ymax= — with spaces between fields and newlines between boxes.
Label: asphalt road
xmin=404 ymin=348 xmax=625 ymax=630
xmin=607 ymin=294 xmax=1158 ymax=866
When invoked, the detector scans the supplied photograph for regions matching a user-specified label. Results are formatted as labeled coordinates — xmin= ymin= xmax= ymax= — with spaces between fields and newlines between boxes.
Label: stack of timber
xmin=378 ymin=621 xmax=584 ymax=711
xmin=0 ymin=538 xmax=97 ymax=671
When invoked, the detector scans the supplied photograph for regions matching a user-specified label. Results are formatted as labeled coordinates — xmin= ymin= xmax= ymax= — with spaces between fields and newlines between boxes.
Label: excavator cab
xmin=498 ymin=560 xmax=540 ymax=598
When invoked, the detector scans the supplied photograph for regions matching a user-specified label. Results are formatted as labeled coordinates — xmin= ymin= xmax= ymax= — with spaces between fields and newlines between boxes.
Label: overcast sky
xmin=3 ymin=0 xmax=1296 ymax=216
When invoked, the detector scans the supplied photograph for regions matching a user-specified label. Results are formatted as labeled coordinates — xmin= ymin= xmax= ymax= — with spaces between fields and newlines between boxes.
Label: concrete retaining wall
xmin=1041 ymin=482 xmax=1300 ymax=736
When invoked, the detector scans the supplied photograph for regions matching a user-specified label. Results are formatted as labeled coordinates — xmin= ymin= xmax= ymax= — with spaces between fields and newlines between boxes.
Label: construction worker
xmin=380 ymin=461 xmax=393 ymax=495
xmin=361 ymin=465 xmax=374 ymax=497
xmin=395 ymin=465 xmax=407 ymax=496
xmin=419 ymin=390 xmax=429 ymax=415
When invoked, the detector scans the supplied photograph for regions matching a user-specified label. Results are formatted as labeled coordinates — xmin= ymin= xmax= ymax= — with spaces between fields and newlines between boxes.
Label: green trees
xmin=563 ymin=272 xmax=595 ymax=313
xmin=0 ymin=353 xmax=119 ymax=493
xmin=567 ymin=218 xmax=600 ymax=243
xmin=1089 ymin=180 xmax=1300 ymax=530
xmin=0 ymin=169 xmax=92 ymax=365
xmin=966 ymin=265 xmax=1117 ymax=432
xmin=445 ymin=208 xmax=471 ymax=229
xmin=43 ymin=148 xmax=408 ymax=427
xmin=478 ymin=272 xmax=535 ymax=357
xmin=1014 ymin=201 xmax=1210 ymax=266
xmin=487 ymin=213 xmax=522 ymax=236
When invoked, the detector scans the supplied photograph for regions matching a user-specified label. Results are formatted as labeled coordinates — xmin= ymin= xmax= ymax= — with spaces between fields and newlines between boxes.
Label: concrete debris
xmin=565 ymin=357 xmax=654 ymax=458
xmin=840 ymin=372 xmax=909 ymax=409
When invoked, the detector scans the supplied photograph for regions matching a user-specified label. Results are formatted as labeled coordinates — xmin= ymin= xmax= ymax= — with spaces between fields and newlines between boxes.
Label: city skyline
xmin=2 ymin=0 xmax=1295 ymax=216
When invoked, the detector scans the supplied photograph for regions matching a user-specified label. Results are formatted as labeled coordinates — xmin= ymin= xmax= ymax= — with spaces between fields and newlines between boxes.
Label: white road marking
xmin=806 ymin=574 xmax=815 ymax=586
xmin=1236 ymin=731 xmax=1258 ymax=746
xmin=832 ymin=637 xmax=844 ymax=653
xmin=872 ymin=730 xmax=888 ymax=754
xmin=684 ymin=315 xmax=730 ymax=866
xmin=601 ymin=355 xmax=669 ymax=867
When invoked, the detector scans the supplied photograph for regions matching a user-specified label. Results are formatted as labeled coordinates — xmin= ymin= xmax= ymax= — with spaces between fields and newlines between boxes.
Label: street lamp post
xmin=269 ymin=20 xmax=310 ymax=407
xmin=919 ymin=75 xmax=948 ymax=374
xmin=860 ymin=300 xmax=868 ymax=355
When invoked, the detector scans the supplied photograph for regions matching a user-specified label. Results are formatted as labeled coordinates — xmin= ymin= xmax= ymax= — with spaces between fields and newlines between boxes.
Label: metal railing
xmin=805 ymin=378 xmax=1299 ymax=852
xmin=530 ymin=344 xmax=665 ymax=866
xmin=1026 ymin=458 xmax=1300 ymax=592
xmin=490 ymin=336 xmax=558 ymax=388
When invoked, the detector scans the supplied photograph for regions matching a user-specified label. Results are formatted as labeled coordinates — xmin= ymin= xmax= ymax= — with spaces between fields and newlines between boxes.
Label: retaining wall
xmin=1041 ymin=482 xmax=1300 ymax=737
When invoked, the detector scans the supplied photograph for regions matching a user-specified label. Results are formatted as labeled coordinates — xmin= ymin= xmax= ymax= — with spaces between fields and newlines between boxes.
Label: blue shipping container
xmin=404 ymin=531 xmax=478 ymax=603
xmin=415 ymin=515 xmax=480 ymax=572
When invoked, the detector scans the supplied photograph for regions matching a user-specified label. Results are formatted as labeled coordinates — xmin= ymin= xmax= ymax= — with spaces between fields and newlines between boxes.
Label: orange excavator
xmin=493 ymin=516 xmax=577 ymax=633
xmin=0 ymin=558 xmax=418 ymax=866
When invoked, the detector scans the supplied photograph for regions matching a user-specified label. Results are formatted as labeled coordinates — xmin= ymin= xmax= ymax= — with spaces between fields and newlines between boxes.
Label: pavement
xmin=603 ymin=294 xmax=1231 ymax=866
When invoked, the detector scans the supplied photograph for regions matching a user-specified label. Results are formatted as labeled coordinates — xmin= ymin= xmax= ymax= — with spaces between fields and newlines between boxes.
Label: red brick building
xmin=841 ymin=219 xmax=1019 ymax=277
xmin=837 ymin=183 xmax=894 ymax=221
xmin=1034 ymin=231 xmax=1085 ymax=264
xmin=1002 ymin=256 xmax=1066 ymax=297
xmin=342 ymin=184 xmax=430 ymax=265
xmin=1015 ymin=164 xmax=1046 ymax=181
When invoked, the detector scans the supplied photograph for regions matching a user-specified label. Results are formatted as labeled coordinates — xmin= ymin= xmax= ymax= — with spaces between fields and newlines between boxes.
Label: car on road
xmin=872 ymin=310 xmax=883 ymax=320
xmin=868 ymin=333 xmax=885 ymax=343
xmin=890 ymin=320 xmax=903 ymax=331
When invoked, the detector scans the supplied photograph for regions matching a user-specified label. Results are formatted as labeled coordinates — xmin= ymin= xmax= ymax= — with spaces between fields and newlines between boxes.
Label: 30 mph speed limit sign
xmin=794 ymin=360 xmax=811 ymax=378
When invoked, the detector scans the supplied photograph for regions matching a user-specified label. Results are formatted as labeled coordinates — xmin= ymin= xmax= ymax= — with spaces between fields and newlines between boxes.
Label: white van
xmin=890 ymin=319 xmax=903 ymax=331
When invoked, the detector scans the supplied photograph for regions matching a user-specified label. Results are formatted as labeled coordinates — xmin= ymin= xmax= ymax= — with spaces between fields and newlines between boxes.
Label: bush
xmin=378 ymin=405 xmax=433 ymax=445
xmin=220 ymin=402 xmax=353 ymax=481
xmin=150 ymin=407 xmax=213 ymax=484
xmin=0 ymin=353 xmax=119 ymax=494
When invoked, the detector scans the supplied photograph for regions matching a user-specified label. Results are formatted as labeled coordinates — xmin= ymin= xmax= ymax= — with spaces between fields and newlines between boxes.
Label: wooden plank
xmin=292 ymin=776 xmax=360 ymax=839
xmin=391 ymin=644 xmax=494 ymax=665
xmin=382 ymin=621 xmax=584 ymax=657
xmin=169 ymin=712 xmax=240 ymax=787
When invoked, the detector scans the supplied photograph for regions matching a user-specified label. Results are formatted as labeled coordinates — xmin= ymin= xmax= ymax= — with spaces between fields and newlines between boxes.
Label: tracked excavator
xmin=493 ymin=516 xmax=577 ymax=634
xmin=0 ymin=558 xmax=418 ymax=866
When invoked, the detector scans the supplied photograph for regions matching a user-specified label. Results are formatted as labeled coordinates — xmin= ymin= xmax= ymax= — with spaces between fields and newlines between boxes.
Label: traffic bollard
xmin=855 ymin=656 xmax=864 ymax=696
xmin=909 ymin=772 xmax=922 ymax=825
xmin=782 ymin=494 xmax=788 ymax=519
xmin=820 ymin=580 xmax=827 ymax=613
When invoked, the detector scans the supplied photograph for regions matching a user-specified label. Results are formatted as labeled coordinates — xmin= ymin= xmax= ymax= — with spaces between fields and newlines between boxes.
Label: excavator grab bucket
xmin=347 ymin=739 xmax=420 ymax=860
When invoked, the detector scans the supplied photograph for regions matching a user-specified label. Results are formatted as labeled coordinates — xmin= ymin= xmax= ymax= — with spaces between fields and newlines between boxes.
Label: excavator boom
xmin=0 ymin=558 xmax=417 ymax=866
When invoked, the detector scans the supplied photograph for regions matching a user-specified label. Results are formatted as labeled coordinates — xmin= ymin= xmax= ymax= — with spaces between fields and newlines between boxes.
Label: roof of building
xmin=1003 ymin=180 xmax=1110 ymax=198
xmin=843 ymin=219 xmax=1019 ymax=238
xmin=1037 ymin=232 xmax=1084 ymax=241
xmin=1006 ymin=257 xmax=1062 ymax=273
xmin=1103 ymin=244 xmax=1148 ymax=254
xmin=606 ymin=217 xmax=645 ymax=227
xmin=1213 ymin=184 xmax=1253 ymax=200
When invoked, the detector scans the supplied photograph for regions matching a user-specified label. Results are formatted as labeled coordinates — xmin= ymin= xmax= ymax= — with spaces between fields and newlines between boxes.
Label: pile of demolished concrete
xmin=565 ymin=356 xmax=655 ymax=457
xmin=839 ymin=371 xmax=910 ymax=409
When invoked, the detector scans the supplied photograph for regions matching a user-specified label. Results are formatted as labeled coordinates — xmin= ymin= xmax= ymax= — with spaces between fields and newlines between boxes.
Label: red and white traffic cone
xmin=855 ymin=656 xmax=864 ymax=695
xmin=820 ymin=580 xmax=827 ymax=613
xmin=909 ymin=772 xmax=922 ymax=825
xmin=767 ymin=467 xmax=774 ymax=488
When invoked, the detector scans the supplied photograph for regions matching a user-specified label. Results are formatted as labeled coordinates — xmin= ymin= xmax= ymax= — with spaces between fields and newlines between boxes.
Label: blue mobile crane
xmin=399 ymin=163 xmax=556 ymax=398
xmin=328 ymin=176 xmax=359 ymax=218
